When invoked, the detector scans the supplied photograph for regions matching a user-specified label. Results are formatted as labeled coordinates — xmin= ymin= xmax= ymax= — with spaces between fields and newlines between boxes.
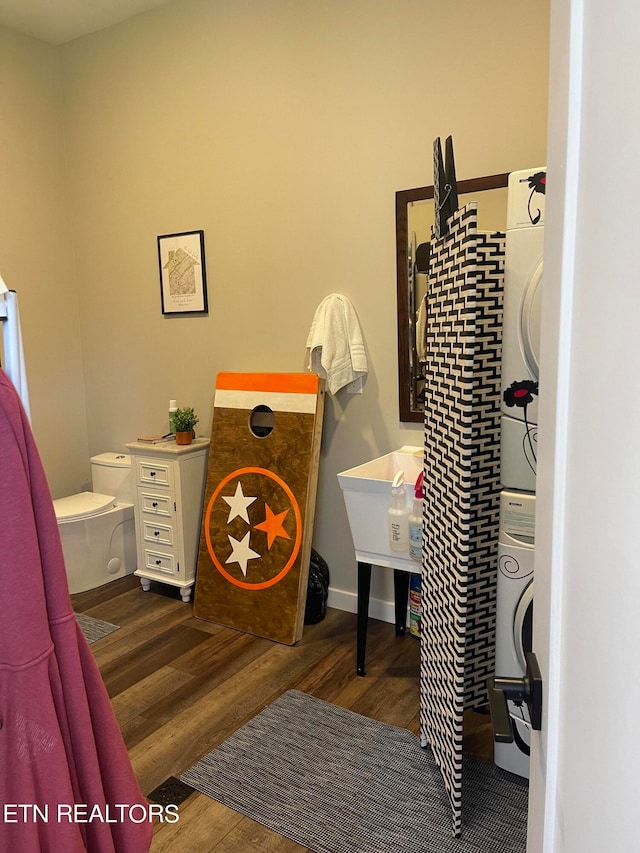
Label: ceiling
xmin=0 ymin=0 xmax=170 ymax=45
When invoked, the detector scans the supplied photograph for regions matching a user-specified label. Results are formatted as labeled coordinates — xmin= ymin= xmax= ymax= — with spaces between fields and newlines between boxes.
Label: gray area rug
xmin=75 ymin=612 xmax=120 ymax=644
xmin=181 ymin=689 xmax=528 ymax=852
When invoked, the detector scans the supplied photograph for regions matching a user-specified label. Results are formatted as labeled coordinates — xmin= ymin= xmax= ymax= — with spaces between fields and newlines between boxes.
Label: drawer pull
xmin=150 ymin=471 xmax=156 ymax=477
xmin=155 ymin=559 xmax=162 ymax=566
xmin=154 ymin=530 xmax=160 ymax=537
xmin=152 ymin=501 xmax=158 ymax=508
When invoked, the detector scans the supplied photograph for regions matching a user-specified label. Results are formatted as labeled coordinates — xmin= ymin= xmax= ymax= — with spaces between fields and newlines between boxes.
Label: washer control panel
xmin=500 ymin=490 xmax=536 ymax=541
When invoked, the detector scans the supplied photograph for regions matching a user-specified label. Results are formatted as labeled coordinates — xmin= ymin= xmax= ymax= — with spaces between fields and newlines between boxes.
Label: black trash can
xmin=304 ymin=548 xmax=330 ymax=625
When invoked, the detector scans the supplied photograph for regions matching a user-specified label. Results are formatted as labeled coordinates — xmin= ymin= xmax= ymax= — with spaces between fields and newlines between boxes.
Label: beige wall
xmin=4 ymin=0 xmax=550 ymax=614
xmin=0 ymin=26 xmax=89 ymax=498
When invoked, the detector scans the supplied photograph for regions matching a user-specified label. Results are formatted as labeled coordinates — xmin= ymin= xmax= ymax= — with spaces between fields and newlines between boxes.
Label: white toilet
xmin=53 ymin=453 xmax=137 ymax=594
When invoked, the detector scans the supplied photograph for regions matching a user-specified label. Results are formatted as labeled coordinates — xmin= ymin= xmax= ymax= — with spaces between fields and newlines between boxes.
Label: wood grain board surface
xmin=193 ymin=373 xmax=325 ymax=644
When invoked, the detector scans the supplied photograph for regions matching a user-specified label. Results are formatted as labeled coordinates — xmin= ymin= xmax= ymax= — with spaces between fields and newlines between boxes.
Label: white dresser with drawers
xmin=126 ymin=438 xmax=209 ymax=602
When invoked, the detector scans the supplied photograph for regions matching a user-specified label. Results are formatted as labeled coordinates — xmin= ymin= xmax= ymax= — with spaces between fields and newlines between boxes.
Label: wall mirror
xmin=396 ymin=173 xmax=509 ymax=422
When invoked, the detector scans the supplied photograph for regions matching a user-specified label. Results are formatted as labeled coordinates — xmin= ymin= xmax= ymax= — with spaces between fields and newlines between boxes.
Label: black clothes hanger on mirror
xmin=433 ymin=135 xmax=459 ymax=239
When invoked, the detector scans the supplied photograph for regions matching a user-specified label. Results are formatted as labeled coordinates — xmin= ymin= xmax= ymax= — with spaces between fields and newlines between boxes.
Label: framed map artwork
xmin=157 ymin=230 xmax=208 ymax=315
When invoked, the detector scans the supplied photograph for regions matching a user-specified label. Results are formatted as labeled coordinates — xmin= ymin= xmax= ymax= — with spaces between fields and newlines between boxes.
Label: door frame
xmin=526 ymin=0 xmax=584 ymax=848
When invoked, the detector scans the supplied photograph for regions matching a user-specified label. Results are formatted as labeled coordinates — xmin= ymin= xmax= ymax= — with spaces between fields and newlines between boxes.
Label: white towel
xmin=306 ymin=293 xmax=368 ymax=395
xmin=0 ymin=273 xmax=31 ymax=422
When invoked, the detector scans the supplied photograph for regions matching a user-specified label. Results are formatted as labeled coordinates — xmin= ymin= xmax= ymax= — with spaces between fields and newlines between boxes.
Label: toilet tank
xmin=90 ymin=453 xmax=133 ymax=503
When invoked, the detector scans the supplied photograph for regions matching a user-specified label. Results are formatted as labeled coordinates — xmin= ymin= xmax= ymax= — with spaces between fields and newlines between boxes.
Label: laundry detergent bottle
xmin=409 ymin=470 xmax=424 ymax=561
xmin=388 ymin=471 xmax=410 ymax=552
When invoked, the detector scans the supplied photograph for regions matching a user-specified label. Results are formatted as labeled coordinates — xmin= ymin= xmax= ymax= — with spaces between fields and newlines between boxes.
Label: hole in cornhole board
xmin=249 ymin=405 xmax=275 ymax=438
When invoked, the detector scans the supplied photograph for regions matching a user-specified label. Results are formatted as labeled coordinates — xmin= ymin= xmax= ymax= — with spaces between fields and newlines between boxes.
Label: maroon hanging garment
xmin=0 ymin=369 xmax=152 ymax=852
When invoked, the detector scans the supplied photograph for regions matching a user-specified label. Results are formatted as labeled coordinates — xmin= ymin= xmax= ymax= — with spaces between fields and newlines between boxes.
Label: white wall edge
xmin=327 ymin=586 xmax=411 ymax=626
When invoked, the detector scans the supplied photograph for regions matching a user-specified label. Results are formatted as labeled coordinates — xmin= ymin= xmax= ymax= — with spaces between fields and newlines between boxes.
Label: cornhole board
xmin=193 ymin=372 xmax=325 ymax=644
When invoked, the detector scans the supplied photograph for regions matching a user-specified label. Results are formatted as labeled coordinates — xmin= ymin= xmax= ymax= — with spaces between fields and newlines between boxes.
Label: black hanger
xmin=433 ymin=135 xmax=458 ymax=239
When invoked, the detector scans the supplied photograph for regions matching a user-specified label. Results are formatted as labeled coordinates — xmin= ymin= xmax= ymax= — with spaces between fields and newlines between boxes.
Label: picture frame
xmin=157 ymin=230 xmax=208 ymax=315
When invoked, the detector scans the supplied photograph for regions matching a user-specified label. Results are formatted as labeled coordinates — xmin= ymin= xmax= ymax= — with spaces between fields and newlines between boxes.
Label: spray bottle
xmin=409 ymin=470 xmax=424 ymax=561
xmin=388 ymin=471 xmax=410 ymax=552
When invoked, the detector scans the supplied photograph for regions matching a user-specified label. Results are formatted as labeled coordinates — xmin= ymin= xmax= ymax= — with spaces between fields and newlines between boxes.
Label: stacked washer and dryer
xmin=495 ymin=167 xmax=546 ymax=778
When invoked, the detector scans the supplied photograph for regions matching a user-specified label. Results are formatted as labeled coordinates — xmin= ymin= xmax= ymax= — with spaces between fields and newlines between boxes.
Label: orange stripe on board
xmin=216 ymin=373 xmax=319 ymax=395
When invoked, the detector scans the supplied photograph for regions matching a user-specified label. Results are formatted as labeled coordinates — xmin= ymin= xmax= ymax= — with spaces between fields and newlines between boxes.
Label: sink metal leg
xmin=356 ymin=561 xmax=372 ymax=676
xmin=393 ymin=570 xmax=411 ymax=636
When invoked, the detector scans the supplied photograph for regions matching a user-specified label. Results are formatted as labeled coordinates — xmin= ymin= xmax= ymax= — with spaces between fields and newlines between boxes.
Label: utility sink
xmin=338 ymin=445 xmax=423 ymax=568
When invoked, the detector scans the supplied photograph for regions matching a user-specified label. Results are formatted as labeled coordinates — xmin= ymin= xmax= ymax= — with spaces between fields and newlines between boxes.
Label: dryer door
xmin=514 ymin=579 xmax=534 ymax=673
xmin=519 ymin=261 xmax=543 ymax=383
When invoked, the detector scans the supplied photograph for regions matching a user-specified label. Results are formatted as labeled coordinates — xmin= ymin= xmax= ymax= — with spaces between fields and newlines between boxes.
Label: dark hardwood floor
xmin=72 ymin=574 xmax=494 ymax=852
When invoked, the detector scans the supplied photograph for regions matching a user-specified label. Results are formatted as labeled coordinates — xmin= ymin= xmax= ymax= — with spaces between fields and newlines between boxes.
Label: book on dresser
xmin=136 ymin=433 xmax=176 ymax=444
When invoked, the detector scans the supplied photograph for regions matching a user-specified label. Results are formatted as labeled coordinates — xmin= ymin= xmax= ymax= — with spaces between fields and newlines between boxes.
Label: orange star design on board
xmin=254 ymin=503 xmax=290 ymax=550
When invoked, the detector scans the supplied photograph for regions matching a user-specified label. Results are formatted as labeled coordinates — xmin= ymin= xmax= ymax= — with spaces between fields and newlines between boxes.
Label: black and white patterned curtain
xmin=419 ymin=203 xmax=504 ymax=836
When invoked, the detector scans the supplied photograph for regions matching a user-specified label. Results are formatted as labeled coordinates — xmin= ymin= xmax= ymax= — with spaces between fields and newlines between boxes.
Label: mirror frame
xmin=395 ymin=173 xmax=510 ymax=422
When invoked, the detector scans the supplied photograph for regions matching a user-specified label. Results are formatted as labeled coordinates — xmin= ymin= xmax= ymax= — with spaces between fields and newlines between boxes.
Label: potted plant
xmin=172 ymin=407 xmax=199 ymax=445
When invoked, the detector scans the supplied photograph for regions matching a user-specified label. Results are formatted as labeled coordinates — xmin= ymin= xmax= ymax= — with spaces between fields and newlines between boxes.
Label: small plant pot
xmin=175 ymin=431 xmax=193 ymax=446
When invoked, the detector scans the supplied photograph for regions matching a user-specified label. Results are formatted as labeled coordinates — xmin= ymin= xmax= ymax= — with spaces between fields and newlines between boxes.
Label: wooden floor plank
xmin=141 ymin=634 xmax=274 ymax=728
xmin=169 ymin=624 xmax=271 ymax=679
xmin=110 ymin=665 xmax=195 ymax=728
xmin=87 ymin=598 xmax=194 ymax=667
xmin=119 ymin=714 xmax=167 ymax=750
xmin=150 ymin=793 xmax=243 ymax=852
xmin=101 ymin=624 xmax=213 ymax=698
xmin=182 ymin=614 xmax=235 ymax=637
xmin=212 ymin=818 xmax=310 ymax=852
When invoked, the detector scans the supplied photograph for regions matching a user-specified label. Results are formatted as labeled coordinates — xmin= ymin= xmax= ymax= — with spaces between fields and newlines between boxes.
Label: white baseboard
xmin=327 ymin=586 xmax=410 ymax=626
